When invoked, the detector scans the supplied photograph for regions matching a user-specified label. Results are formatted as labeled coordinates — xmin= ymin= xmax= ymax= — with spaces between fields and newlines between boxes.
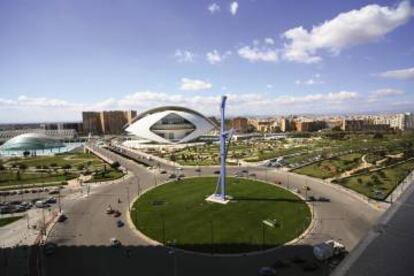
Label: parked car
xmin=46 ymin=197 xmax=57 ymax=204
xmin=168 ymin=174 xmax=177 ymax=179
xmin=160 ymin=170 xmax=167 ymax=174
xmin=35 ymin=201 xmax=48 ymax=208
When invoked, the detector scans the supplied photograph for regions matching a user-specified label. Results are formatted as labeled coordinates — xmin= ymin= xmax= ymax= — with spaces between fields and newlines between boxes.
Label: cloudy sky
xmin=0 ymin=0 xmax=413 ymax=123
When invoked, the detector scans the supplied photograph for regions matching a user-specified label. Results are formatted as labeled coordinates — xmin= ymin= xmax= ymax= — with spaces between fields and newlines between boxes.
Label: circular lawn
xmin=130 ymin=177 xmax=311 ymax=254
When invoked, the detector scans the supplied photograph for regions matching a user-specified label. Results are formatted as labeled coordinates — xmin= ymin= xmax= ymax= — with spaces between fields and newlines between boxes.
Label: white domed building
xmin=124 ymin=106 xmax=217 ymax=144
xmin=0 ymin=133 xmax=64 ymax=151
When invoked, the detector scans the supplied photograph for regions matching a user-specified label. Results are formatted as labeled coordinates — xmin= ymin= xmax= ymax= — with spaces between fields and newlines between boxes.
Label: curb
xmin=125 ymin=175 xmax=316 ymax=257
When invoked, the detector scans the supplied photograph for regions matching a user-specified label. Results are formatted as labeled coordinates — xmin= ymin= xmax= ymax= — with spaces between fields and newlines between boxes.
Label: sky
xmin=0 ymin=0 xmax=413 ymax=123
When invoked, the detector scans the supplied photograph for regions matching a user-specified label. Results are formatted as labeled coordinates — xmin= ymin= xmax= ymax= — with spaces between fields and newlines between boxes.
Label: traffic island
xmin=130 ymin=177 xmax=311 ymax=254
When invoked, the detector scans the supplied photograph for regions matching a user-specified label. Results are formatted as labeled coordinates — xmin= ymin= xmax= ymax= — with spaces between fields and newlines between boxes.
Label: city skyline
xmin=0 ymin=0 xmax=413 ymax=123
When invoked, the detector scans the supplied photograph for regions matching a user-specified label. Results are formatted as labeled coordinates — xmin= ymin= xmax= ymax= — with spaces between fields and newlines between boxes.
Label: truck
xmin=313 ymin=240 xmax=346 ymax=261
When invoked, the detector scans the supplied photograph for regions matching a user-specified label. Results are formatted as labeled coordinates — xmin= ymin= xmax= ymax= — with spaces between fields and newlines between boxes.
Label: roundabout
xmin=130 ymin=177 xmax=311 ymax=254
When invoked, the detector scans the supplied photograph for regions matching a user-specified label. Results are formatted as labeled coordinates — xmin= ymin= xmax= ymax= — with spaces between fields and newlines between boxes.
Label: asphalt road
xmin=41 ymin=145 xmax=382 ymax=276
xmin=333 ymin=174 xmax=414 ymax=276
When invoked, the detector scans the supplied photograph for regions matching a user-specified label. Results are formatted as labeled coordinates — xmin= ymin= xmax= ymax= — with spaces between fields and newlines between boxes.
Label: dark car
xmin=116 ymin=220 xmax=124 ymax=227
xmin=160 ymin=170 xmax=167 ymax=174
xmin=57 ymin=214 xmax=67 ymax=222
xmin=46 ymin=197 xmax=57 ymax=204
xmin=318 ymin=196 xmax=330 ymax=202
xmin=168 ymin=174 xmax=177 ymax=179
xmin=113 ymin=210 xmax=121 ymax=217
xmin=214 ymin=170 xmax=220 ymax=174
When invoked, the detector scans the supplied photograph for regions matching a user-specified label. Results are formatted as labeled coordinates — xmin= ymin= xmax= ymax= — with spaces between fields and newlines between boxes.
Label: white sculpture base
xmin=205 ymin=194 xmax=230 ymax=205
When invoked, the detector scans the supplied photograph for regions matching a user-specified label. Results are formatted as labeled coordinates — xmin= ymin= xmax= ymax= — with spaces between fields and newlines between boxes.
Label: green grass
xmin=293 ymin=153 xmax=363 ymax=179
xmin=85 ymin=169 xmax=124 ymax=183
xmin=0 ymin=171 xmax=77 ymax=187
xmin=336 ymin=159 xmax=414 ymax=200
xmin=0 ymin=151 xmax=118 ymax=189
xmin=8 ymin=152 xmax=103 ymax=169
xmin=0 ymin=216 xmax=23 ymax=227
xmin=131 ymin=177 xmax=311 ymax=253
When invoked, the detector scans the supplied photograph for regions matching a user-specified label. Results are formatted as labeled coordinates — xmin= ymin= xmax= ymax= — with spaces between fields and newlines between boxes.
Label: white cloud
xmin=274 ymin=91 xmax=358 ymax=105
xmin=296 ymin=74 xmax=325 ymax=85
xmin=282 ymin=1 xmax=413 ymax=63
xmin=206 ymin=50 xmax=231 ymax=64
xmin=230 ymin=2 xmax=239 ymax=15
xmin=368 ymin=88 xmax=404 ymax=102
xmin=238 ymin=45 xmax=278 ymax=63
xmin=378 ymin=67 xmax=414 ymax=80
xmin=208 ymin=3 xmax=220 ymax=14
xmin=174 ymin=49 xmax=195 ymax=63
xmin=266 ymin=84 xmax=273 ymax=89
xmin=264 ymin=38 xmax=275 ymax=45
xmin=179 ymin=78 xmax=213 ymax=91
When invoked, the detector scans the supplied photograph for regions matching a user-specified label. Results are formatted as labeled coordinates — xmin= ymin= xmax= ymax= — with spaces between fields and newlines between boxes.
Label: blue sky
xmin=0 ymin=0 xmax=413 ymax=122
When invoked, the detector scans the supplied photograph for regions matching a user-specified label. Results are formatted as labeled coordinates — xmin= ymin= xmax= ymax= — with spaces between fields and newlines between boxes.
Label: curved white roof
xmin=125 ymin=106 xmax=217 ymax=144
xmin=0 ymin=133 xmax=64 ymax=151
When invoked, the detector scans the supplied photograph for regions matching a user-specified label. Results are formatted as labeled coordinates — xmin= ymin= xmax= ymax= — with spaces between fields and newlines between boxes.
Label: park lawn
xmin=86 ymin=169 xmax=124 ymax=183
xmin=0 ymin=170 xmax=77 ymax=187
xmin=0 ymin=216 xmax=23 ymax=227
xmin=336 ymin=159 xmax=414 ymax=200
xmin=131 ymin=177 xmax=311 ymax=253
xmin=293 ymin=153 xmax=363 ymax=179
xmin=10 ymin=152 xmax=103 ymax=169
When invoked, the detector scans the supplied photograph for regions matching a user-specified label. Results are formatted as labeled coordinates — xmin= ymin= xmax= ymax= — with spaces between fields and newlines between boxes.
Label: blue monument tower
xmin=206 ymin=95 xmax=232 ymax=204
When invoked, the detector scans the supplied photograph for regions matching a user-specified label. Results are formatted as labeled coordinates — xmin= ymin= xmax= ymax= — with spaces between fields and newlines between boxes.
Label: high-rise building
xmin=296 ymin=121 xmax=326 ymax=132
xmin=82 ymin=110 xmax=137 ymax=135
xmin=231 ymin=117 xmax=248 ymax=133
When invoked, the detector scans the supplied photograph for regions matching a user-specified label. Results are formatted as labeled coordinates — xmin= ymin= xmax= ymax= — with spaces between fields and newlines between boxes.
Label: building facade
xmin=82 ymin=110 xmax=137 ymax=135
xmin=296 ymin=121 xmax=326 ymax=132
xmin=231 ymin=117 xmax=248 ymax=133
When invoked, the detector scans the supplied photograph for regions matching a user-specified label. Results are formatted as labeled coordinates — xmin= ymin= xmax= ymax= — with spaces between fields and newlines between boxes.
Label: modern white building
xmin=124 ymin=106 xmax=217 ymax=144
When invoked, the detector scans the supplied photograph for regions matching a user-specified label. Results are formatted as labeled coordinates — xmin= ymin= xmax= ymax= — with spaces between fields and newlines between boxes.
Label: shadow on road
xmin=0 ymin=243 xmax=333 ymax=276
